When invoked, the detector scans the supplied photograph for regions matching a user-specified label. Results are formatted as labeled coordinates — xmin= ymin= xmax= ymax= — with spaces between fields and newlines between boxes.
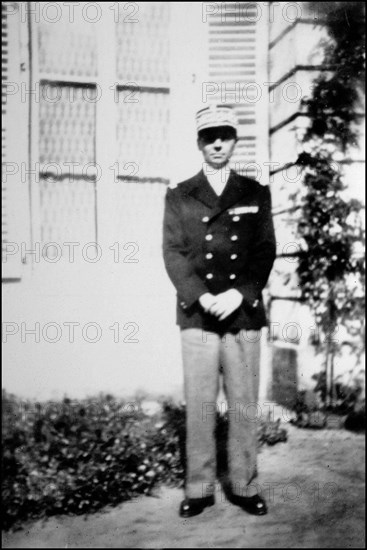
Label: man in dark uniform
xmin=163 ymin=104 xmax=276 ymax=518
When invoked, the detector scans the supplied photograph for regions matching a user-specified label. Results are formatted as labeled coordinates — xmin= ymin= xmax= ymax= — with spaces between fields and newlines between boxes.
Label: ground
xmin=3 ymin=424 xmax=365 ymax=549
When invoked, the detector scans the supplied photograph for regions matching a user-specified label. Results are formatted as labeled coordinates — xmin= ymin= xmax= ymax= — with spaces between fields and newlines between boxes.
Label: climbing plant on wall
xmin=296 ymin=2 xmax=365 ymax=407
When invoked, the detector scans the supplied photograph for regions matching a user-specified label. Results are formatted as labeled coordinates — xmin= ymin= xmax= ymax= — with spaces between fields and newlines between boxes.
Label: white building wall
xmin=3 ymin=2 xmax=272 ymax=401
xmin=268 ymin=2 xmax=365 ymax=406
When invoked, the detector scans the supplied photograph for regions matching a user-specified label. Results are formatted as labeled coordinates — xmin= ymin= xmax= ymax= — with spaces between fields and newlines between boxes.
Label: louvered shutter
xmin=2 ymin=2 xmax=29 ymax=279
xmin=204 ymin=1 xmax=269 ymax=184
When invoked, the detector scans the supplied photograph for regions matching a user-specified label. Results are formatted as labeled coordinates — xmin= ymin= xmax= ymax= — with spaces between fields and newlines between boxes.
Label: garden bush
xmin=2 ymin=391 xmax=287 ymax=530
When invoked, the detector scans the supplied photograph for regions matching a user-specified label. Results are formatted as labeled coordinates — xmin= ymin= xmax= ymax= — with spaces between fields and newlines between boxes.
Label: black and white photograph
xmin=2 ymin=1 xmax=365 ymax=547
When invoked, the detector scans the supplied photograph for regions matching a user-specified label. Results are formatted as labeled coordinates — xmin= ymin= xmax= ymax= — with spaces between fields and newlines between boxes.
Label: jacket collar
xmin=187 ymin=169 xmax=219 ymax=209
xmin=187 ymin=168 xmax=252 ymax=214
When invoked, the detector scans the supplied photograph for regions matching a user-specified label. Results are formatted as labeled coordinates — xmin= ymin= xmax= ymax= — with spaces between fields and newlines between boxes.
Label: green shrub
xmin=2 ymin=392 xmax=184 ymax=530
xmin=2 ymin=391 xmax=287 ymax=530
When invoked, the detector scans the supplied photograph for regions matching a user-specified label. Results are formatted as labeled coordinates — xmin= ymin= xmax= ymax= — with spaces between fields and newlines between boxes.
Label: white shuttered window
xmin=2 ymin=2 xmax=30 ymax=279
xmin=204 ymin=1 xmax=269 ymax=183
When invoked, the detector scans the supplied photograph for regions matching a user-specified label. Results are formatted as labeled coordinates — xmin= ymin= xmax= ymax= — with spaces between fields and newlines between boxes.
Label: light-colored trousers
xmin=181 ymin=328 xmax=261 ymax=499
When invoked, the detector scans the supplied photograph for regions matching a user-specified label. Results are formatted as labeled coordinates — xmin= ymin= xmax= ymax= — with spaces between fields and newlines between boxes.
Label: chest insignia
xmin=229 ymin=206 xmax=259 ymax=215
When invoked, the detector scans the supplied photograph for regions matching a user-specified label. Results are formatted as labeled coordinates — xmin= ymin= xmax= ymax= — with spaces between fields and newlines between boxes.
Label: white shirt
xmin=203 ymin=163 xmax=231 ymax=196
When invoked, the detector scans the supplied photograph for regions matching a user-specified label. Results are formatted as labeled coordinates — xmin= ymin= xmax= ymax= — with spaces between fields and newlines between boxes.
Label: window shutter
xmin=2 ymin=2 xmax=29 ymax=279
xmin=113 ymin=2 xmax=170 ymax=259
xmin=35 ymin=10 xmax=98 ymax=250
xmin=205 ymin=1 xmax=269 ymax=184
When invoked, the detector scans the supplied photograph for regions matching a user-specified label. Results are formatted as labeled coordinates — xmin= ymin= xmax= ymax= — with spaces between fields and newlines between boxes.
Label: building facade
xmin=2 ymin=2 xmax=365 ymax=401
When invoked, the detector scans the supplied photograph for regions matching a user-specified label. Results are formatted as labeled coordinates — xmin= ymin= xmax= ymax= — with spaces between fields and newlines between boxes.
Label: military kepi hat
xmin=196 ymin=104 xmax=238 ymax=133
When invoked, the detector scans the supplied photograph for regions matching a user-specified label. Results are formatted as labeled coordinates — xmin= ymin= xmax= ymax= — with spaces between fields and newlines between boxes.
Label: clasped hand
xmin=199 ymin=289 xmax=243 ymax=321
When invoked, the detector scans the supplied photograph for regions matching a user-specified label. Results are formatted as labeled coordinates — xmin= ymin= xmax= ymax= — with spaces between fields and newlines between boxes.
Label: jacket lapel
xmin=218 ymin=170 xmax=251 ymax=212
xmin=187 ymin=170 xmax=220 ymax=209
xmin=187 ymin=169 xmax=253 ymax=217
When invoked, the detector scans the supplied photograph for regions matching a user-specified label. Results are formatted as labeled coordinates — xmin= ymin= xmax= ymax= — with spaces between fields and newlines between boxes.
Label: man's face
xmin=197 ymin=126 xmax=237 ymax=169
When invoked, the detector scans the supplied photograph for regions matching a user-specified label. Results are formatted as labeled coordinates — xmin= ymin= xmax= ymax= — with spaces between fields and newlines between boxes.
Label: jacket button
xmin=229 ymin=274 xmax=236 ymax=280
xmin=232 ymin=216 xmax=240 ymax=222
xmin=206 ymin=273 xmax=213 ymax=279
xmin=206 ymin=253 xmax=213 ymax=259
xmin=230 ymin=254 xmax=237 ymax=260
xmin=231 ymin=235 xmax=238 ymax=241
xmin=206 ymin=234 xmax=213 ymax=241
xmin=202 ymin=216 xmax=209 ymax=223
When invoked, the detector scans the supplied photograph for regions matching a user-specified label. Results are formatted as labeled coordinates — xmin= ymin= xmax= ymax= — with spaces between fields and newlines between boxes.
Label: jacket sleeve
xmin=236 ymin=184 xmax=276 ymax=308
xmin=163 ymin=188 xmax=209 ymax=308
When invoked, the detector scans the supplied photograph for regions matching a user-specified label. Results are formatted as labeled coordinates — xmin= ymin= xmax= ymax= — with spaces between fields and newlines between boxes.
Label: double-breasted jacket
xmin=162 ymin=169 xmax=276 ymax=334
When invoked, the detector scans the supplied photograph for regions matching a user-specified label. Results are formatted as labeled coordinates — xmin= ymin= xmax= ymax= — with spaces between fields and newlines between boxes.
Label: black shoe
xmin=179 ymin=496 xmax=215 ymax=518
xmin=230 ymin=494 xmax=268 ymax=516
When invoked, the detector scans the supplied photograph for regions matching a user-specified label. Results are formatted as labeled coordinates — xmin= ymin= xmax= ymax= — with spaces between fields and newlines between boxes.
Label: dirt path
xmin=3 ymin=425 xmax=365 ymax=549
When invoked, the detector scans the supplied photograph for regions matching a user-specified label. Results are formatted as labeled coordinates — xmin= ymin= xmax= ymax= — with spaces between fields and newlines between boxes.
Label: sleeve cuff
xmin=236 ymin=284 xmax=260 ymax=309
xmin=178 ymin=279 xmax=209 ymax=310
